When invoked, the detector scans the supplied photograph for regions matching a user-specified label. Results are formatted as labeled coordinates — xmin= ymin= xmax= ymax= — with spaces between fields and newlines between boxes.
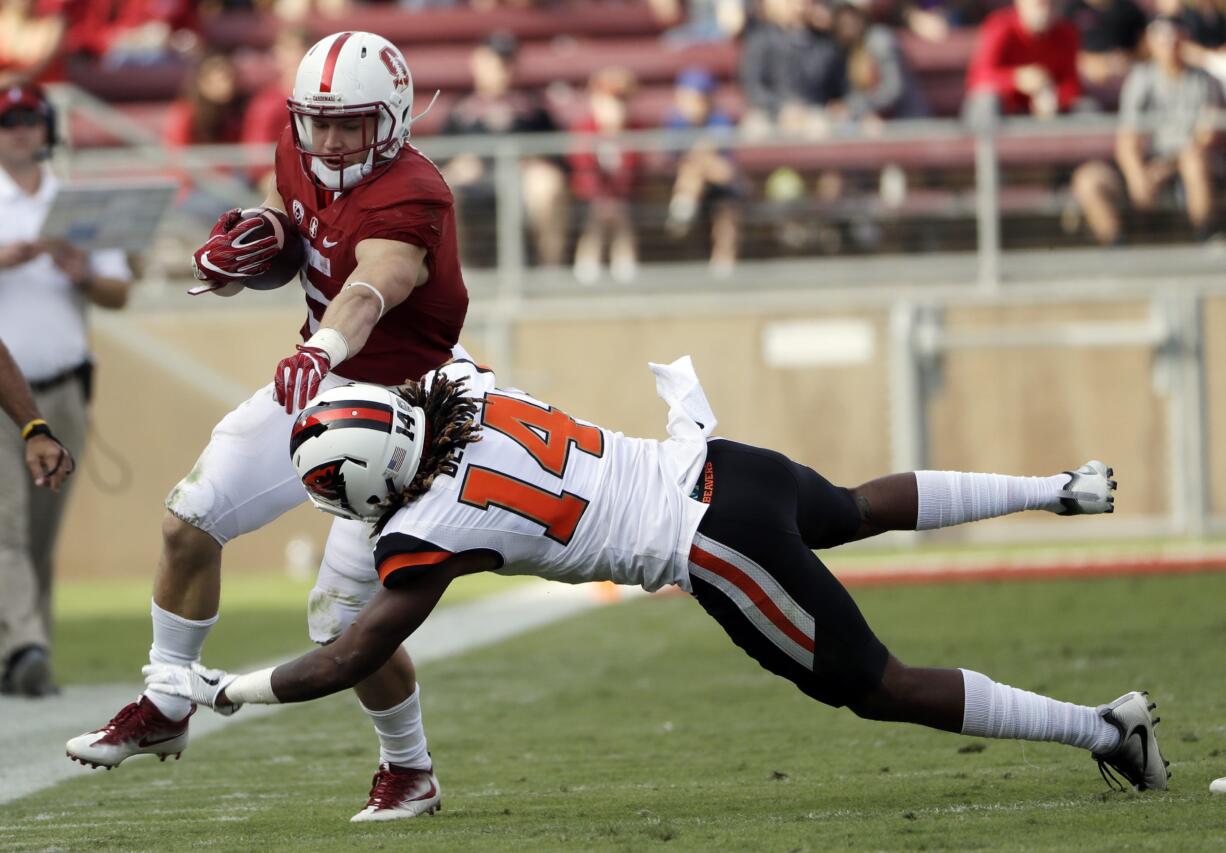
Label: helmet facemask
xmin=287 ymin=31 xmax=419 ymax=193
xmin=290 ymin=385 xmax=428 ymax=522
xmin=288 ymin=99 xmax=405 ymax=192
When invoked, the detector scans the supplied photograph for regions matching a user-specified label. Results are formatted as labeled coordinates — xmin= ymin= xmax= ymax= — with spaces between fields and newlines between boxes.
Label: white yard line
xmin=0 ymin=581 xmax=636 ymax=806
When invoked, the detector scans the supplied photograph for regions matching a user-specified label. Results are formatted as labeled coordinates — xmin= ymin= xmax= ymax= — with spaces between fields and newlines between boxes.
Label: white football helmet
xmin=290 ymin=383 xmax=428 ymax=521
xmin=288 ymin=31 xmax=430 ymax=191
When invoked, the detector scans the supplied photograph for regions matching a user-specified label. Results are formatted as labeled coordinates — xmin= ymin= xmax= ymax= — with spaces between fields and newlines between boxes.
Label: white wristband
xmin=346 ymin=281 xmax=386 ymax=317
xmin=305 ymin=327 xmax=350 ymax=366
xmin=223 ymin=667 xmax=279 ymax=705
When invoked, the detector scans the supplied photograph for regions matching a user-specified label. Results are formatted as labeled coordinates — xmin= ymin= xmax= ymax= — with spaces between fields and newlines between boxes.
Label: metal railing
xmin=48 ymin=86 xmax=1226 ymax=539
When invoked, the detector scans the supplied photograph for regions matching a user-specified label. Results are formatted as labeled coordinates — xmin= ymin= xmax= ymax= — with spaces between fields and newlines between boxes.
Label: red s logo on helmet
xmin=379 ymin=47 xmax=409 ymax=91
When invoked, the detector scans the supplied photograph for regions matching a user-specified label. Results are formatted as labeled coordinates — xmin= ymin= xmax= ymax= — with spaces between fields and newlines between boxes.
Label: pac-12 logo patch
xmin=309 ymin=216 xmax=319 ymax=239
xmin=291 ymin=199 xmax=304 ymax=224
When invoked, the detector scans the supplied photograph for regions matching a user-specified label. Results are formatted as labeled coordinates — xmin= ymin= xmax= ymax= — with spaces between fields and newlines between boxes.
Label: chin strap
xmin=406 ymin=90 xmax=440 ymax=136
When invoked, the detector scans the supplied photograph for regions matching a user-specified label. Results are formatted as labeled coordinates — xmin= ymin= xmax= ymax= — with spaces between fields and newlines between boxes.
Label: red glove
xmin=190 ymin=208 xmax=279 ymax=293
xmin=274 ymin=345 xmax=331 ymax=414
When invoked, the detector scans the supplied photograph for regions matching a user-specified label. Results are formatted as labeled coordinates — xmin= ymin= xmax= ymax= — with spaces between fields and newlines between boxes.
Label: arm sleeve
xmin=357 ymin=197 xmax=449 ymax=251
xmin=1117 ymin=68 xmax=1144 ymax=130
xmin=739 ymin=29 xmax=780 ymax=114
xmin=966 ymin=14 xmax=1022 ymax=98
xmin=862 ymin=28 xmax=908 ymax=114
xmin=1053 ymin=26 xmax=1082 ymax=108
xmin=375 ymin=532 xmax=455 ymax=588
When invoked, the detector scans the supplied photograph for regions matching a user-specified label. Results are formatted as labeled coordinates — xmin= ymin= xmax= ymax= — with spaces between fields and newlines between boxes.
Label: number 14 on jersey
xmin=458 ymin=394 xmax=604 ymax=545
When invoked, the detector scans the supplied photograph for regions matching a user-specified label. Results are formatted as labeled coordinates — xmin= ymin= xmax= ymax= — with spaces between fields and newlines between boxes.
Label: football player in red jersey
xmin=67 ymin=32 xmax=465 ymax=822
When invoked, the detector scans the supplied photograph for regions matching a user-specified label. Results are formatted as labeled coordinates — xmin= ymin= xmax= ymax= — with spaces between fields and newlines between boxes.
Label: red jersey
xmin=966 ymin=8 xmax=1081 ymax=115
xmin=274 ymin=127 xmax=469 ymax=386
xmin=567 ymin=114 xmax=643 ymax=201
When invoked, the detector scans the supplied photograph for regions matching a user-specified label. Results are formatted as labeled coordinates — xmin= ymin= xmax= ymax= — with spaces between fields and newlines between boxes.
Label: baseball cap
xmin=676 ymin=67 xmax=716 ymax=95
xmin=0 ymin=84 xmax=49 ymax=117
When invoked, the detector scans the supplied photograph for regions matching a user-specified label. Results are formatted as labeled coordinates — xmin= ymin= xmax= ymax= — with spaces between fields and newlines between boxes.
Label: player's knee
xmin=306 ymin=585 xmax=365 ymax=645
xmin=164 ymin=468 xmax=232 ymax=546
xmin=160 ymin=511 xmax=221 ymax=572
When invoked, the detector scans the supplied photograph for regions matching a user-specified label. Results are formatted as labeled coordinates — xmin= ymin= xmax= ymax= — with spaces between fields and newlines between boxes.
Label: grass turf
xmin=51 ymin=572 xmax=527 ymax=685
xmin=5 ymin=572 xmax=1226 ymax=851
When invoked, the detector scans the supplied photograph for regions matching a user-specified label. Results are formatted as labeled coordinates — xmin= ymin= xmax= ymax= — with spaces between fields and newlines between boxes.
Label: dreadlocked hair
xmin=373 ymin=369 xmax=482 ymax=534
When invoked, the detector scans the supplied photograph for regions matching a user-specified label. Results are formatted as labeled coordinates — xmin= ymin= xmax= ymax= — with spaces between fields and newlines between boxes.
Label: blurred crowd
xmin=1 ymin=0 xmax=1222 ymax=275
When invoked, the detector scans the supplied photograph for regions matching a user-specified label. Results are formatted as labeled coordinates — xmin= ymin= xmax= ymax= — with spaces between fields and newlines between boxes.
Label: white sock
xmin=144 ymin=600 xmax=216 ymax=721
xmin=361 ymin=685 xmax=430 ymax=769
xmin=960 ymin=669 xmax=1120 ymax=753
xmin=915 ymin=471 xmax=1070 ymax=530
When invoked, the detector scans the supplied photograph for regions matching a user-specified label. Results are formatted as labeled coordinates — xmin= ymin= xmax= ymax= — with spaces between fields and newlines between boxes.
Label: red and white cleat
xmin=65 ymin=696 xmax=193 ymax=769
xmin=349 ymin=762 xmax=442 ymax=823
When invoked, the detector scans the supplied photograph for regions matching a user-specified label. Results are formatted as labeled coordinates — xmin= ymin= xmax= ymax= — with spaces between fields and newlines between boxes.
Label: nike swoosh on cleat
xmin=138 ymin=733 xmax=182 ymax=748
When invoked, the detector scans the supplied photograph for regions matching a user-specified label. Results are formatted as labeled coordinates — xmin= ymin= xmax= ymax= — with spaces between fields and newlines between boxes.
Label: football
xmin=239 ymin=207 xmax=305 ymax=291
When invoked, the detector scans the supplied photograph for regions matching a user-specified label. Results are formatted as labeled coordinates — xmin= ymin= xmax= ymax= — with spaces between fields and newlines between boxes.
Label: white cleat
xmin=350 ymin=762 xmax=442 ymax=822
xmin=65 ymin=696 xmax=192 ymax=770
xmin=1048 ymin=460 xmax=1116 ymax=515
xmin=1093 ymin=690 xmax=1169 ymax=791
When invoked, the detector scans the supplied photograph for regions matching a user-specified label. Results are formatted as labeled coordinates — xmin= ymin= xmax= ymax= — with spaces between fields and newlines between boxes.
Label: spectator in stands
xmin=164 ymin=53 xmax=248 ymax=221
xmin=63 ymin=0 xmax=200 ymax=67
xmin=442 ymin=33 xmax=570 ymax=267
xmin=964 ymin=0 xmax=1081 ymax=122
xmin=1168 ymin=0 xmax=1226 ymax=50
xmin=1154 ymin=0 xmax=1226 ymax=84
xmin=874 ymin=0 xmax=986 ymax=42
xmin=569 ymin=67 xmax=641 ymax=284
xmin=242 ymin=26 xmax=307 ymax=146
xmin=740 ymin=0 xmax=846 ymax=137
xmin=242 ymin=26 xmax=308 ymax=190
xmin=273 ymin=0 xmax=348 ymax=20
xmin=1066 ymin=0 xmax=1148 ymax=88
xmin=663 ymin=67 xmax=741 ymax=275
xmin=649 ymin=0 xmax=747 ymax=43
xmin=164 ymin=53 xmax=245 ymax=147
xmin=832 ymin=0 xmax=929 ymax=123
xmin=1070 ymin=16 xmax=1220 ymax=244
xmin=0 ymin=0 xmax=67 ymax=85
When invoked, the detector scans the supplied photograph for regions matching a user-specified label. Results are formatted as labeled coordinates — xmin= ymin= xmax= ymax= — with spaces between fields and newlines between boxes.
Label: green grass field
xmin=51 ymin=572 xmax=528 ymax=684
xmin=4 ymin=571 xmax=1226 ymax=851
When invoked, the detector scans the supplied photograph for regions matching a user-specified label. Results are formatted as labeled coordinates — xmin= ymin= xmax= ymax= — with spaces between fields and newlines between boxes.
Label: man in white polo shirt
xmin=0 ymin=84 xmax=132 ymax=697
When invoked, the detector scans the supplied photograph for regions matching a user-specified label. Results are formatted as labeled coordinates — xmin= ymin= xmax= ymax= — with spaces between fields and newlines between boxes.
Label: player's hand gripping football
xmin=142 ymin=662 xmax=242 ymax=716
xmin=274 ymin=345 xmax=331 ymax=414
xmin=189 ymin=208 xmax=280 ymax=294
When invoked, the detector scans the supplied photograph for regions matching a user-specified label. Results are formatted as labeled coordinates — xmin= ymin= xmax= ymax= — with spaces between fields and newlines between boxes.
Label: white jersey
xmin=375 ymin=357 xmax=717 ymax=593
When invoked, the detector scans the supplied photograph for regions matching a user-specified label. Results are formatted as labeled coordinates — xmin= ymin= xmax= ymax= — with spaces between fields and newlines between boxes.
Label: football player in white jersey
xmin=147 ymin=357 xmax=1169 ymax=799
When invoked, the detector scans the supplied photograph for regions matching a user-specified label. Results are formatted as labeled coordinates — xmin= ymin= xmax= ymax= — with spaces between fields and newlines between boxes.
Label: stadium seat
xmin=306 ymin=2 xmax=665 ymax=46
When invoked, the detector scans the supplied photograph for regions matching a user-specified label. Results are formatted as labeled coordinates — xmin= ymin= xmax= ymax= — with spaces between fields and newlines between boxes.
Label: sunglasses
xmin=0 ymin=109 xmax=44 ymax=130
